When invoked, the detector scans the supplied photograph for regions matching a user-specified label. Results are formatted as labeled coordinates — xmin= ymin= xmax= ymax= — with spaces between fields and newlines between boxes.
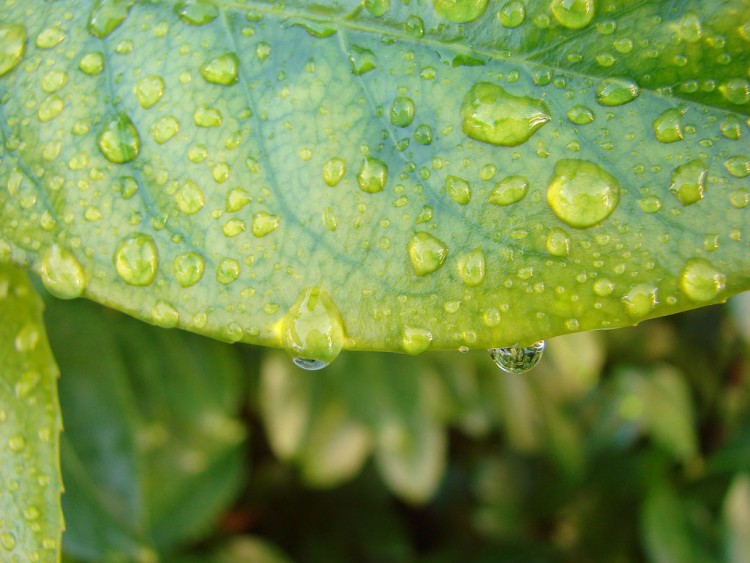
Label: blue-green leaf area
xmin=0 ymin=0 xmax=748 ymax=360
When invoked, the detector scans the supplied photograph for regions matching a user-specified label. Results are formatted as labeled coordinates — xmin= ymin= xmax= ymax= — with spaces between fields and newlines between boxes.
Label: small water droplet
xmin=0 ymin=24 xmax=27 ymax=77
xmin=407 ymin=232 xmax=448 ymax=276
xmin=401 ymin=326 xmax=433 ymax=354
xmin=596 ymin=78 xmax=639 ymax=106
xmin=490 ymin=341 xmax=545 ymax=374
xmin=223 ymin=218 xmax=246 ymax=237
xmin=175 ymin=0 xmax=219 ymax=25
xmin=151 ymin=115 xmax=180 ymax=144
xmin=173 ymin=252 xmax=204 ymax=287
xmin=546 ymin=227 xmax=571 ymax=256
xmin=669 ymin=159 xmax=707 ymax=206
xmin=547 ymin=159 xmax=621 ymax=228
xmin=114 ymin=233 xmax=159 ymax=286
xmin=730 ymin=188 xmax=749 ymax=209
xmin=176 ymin=180 xmax=205 ymax=214
xmin=216 ymin=258 xmax=240 ymax=284
xmin=98 ymin=113 xmax=140 ymax=164
xmin=720 ymin=116 xmax=743 ymax=140
xmin=134 ymin=75 xmax=165 ymax=109
xmin=281 ymin=287 xmax=346 ymax=366
xmin=457 ymin=248 xmax=485 ymax=286
xmin=88 ymin=0 xmax=135 ymax=38
xmin=433 ymin=0 xmax=488 ymax=23
xmin=8 ymin=434 xmax=26 ymax=453
xmin=461 ymin=82 xmax=550 ymax=146
xmin=37 ymin=95 xmax=64 ymax=123
xmin=322 ymin=157 xmax=346 ymax=186
xmin=638 ymin=195 xmax=662 ymax=213
xmin=14 ymin=323 xmax=38 ymax=353
xmin=720 ymin=78 xmax=750 ymax=105
xmin=226 ymin=188 xmax=251 ymax=211
xmin=357 ymin=157 xmax=388 ymax=193
xmin=550 ymin=0 xmax=594 ymax=29
xmin=365 ymin=0 xmax=390 ymax=17
xmin=679 ymin=259 xmax=725 ymax=302
xmin=446 ymin=175 xmax=472 ymax=205
xmin=390 ymin=96 xmax=415 ymax=127
xmin=36 ymin=27 xmax=66 ymax=49
xmin=497 ymin=0 xmax=526 ymax=27
xmin=724 ymin=155 xmax=750 ymax=178
xmin=622 ymin=284 xmax=657 ymax=319
xmin=653 ymin=108 xmax=684 ymax=143
xmin=414 ymin=124 xmax=433 ymax=145
xmin=119 ymin=175 xmax=139 ymax=199
xmin=593 ymin=278 xmax=614 ymax=296
xmin=193 ymin=104 xmax=222 ymax=127
xmin=41 ymin=69 xmax=68 ymax=93
xmin=252 ymin=211 xmax=280 ymax=237
xmin=348 ymin=45 xmax=376 ymax=75
xmin=323 ymin=207 xmax=338 ymax=231
xmin=0 ymin=531 xmax=16 ymax=551
xmin=567 ymin=105 xmax=595 ymax=125
xmin=201 ymin=52 xmax=239 ymax=85
xmin=488 ymin=175 xmax=529 ymax=206
xmin=40 ymin=244 xmax=86 ymax=299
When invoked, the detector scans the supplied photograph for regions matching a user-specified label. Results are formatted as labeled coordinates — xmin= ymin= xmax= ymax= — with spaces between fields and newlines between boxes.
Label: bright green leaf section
xmin=42 ymin=297 xmax=247 ymax=560
xmin=0 ymin=1 xmax=749 ymax=360
xmin=0 ymin=265 xmax=63 ymax=561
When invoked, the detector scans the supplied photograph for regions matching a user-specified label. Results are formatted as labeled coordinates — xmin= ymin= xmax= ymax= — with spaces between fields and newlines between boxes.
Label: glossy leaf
xmin=0 ymin=1 xmax=749 ymax=360
xmin=0 ymin=265 xmax=63 ymax=561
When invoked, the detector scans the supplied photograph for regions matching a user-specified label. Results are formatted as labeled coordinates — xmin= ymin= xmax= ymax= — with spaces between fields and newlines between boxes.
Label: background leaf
xmin=0 ymin=265 xmax=62 ymax=561
xmin=0 ymin=0 xmax=748 ymax=361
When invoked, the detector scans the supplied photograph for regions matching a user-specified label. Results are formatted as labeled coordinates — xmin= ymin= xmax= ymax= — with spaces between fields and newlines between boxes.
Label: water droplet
xmin=490 ymin=341 xmax=545 ymax=374
xmin=565 ymin=106 xmax=595 ymax=126
xmin=488 ymin=175 xmax=529 ymax=206
xmin=672 ymin=11 xmax=702 ymax=42
xmin=173 ymin=252 xmax=204 ymax=287
xmin=593 ymin=278 xmax=614 ymax=296
xmin=176 ymin=180 xmax=204 ymax=214
xmin=36 ymin=27 xmax=66 ymax=49
xmin=98 ymin=113 xmax=140 ymax=164
xmin=498 ymin=0 xmax=526 ymax=27
xmin=322 ymin=157 xmax=346 ymax=186
xmin=223 ymin=218 xmax=246 ymax=237
xmin=0 ymin=532 xmax=16 ymax=551
xmin=638 ymin=195 xmax=662 ymax=213
xmin=596 ymin=78 xmax=640 ymax=106
xmin=8 ymin=434 xmax=26 ymax=453
xmin=669 ymin=159 xmax=707 ymax=206
xmin=226 ymin=188 xmax=251 ymax=211
xmin=175 ymin=0 xmax=218 ymax=25
xmin=114 ymin=233 xmax=159 ymax=286
xmin=724 ymin=155 xmax=750 ymax=178
xmin=216 ymin=258 xmax=240 ymax=284
xmin=550 ymin=0 xmax=594 ymax=29
xmin=721 ymin=116 xmax=743 ymax=140
xmin=461 ymin=82 xmax=550 ymax=146
xmin=134 ymin=75 xmax=165 ymax=109
xmin=40 ymin=244 xmax=86 ymax=299
xmin=365 ymin=0 xmax=390 ymax=16
xmin=252 ymin=211 xmax=280 ymax=237
xmin=79 ymin=52 xmax=104 ymax=76
xmin=546 ymin=227 xmax=571 ymax=256
xmin=730 ymin=188 xmax=749 ymax=209
xmin=679 ymin=259 xmax=725 ymax=302
xmin=323 ymin=207 xmax=338 ymax=231
xmin=37 ymin=95 xmax=64 ymax=122
xmin=119 ymin=175 xmax=139 ymax=199
xmin=293 ymin=358 xmax=328 ymax=370
xmin=88 ymin=0 xmax=134 ymax=38
xmin=407 ymin=232 xmax=449 ymax=276
xmin=281 ymin=287 xmax=346 ymax=366
xmin=201 ymin=52 xmax=239 ymax=85
xmin=401 ymin=326 xmax=433 ymax=354
xmin=193 ymin=104 xmax=222 ymax=127
xmin=445 ymin=175 xmax=472 ymax=205
xmin=14 ymin=323 xmax=38 ymax=353
xmin=653 ymin=108 xmax=684 ymax=143
xmin=433 ymin=0 xmax=488 ymax=23
xmin=41 ymin=69 xmax=67 ymax=93
xmin=357 ymin=157 xmax=388 ymax=193
xmin=348 ymin=45 xmax=376 ymax=75
xmin=457 ymin=248 xmax=485 ymax=286
xmin=720 ymin=79 xmax=750 ymax=105
xmin=390 ymin=96 xmax=415 ymax=127
xmin=151 ymin=300 xmax=179 ymax=328
xmin=149 ymin=115 xmax=179 ymax=144
xmin=547 ymin=159 xmax=621 ymax=228
xmin=622 ymin=284 xmax=657 ymax=319
xmin=414 ymin=124 xmax=433 ymax=145
xmin=0 ymin=24 xmax=26 ymax=77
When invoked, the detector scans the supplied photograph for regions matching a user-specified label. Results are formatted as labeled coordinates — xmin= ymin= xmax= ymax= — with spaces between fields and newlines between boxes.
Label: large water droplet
xmin=498 ymin=0 xmax=526 ymax=27
xmin=79 ymin=51 xmax=104 ymax=75
xmin=281 ymin=287 xmax=346 ymax=367
xmin=653 ymin=108 xmax=684 ymax=143
xmin=490 ymin=341 xmax=545 ymax=374
xmin=596 ymin=78 xmax=640 ymax=106
xmin=0 ymin=531 xmax=16 ymax=551
xmin=114 ymin=233 xmax=159 ymax=286
xmin=357 ymin=157 xmax=388 ymax=193
xmin=622 ymin=284 xmax=657 ymax=319
xmin=679 ymin=259 xmax=725 ymax=302
xmin=88 ymin=0 xmax=135 ymax=38
xmin=201 ymin=53 xmax=239 ymax=85
xmin=0 ymin=24 xmax=27 ymax=77
xmin=98 ymin=113 xmax=140 ymax=164
xmin=433 ymin=0 xmax=488 ymax=23
xmin=461 ymin=82 xmax=550 ymax=146
xmin=134 ymin=75 xmax=165 ymax=109
xmin=446 ymin=175 xmax=472 ymax=205
xmin=407 ymin=232 xmax=449 ymax=276
xmin=720 ymin=79 xmax=750 ymax=105
xmin=669 ymin=159 xmax=707 ymax=206
xmin=724 ymin=155 xmax=750 ymax=178
xmin=175 ymin=0 xmax=219 ymax=25
xmin=40 ymin=244 xmax=86 ymax=299
xmin=488 ymin=175 xmax=529 ymax=206
xmin=390 ymin=96 xmax=415 ymax=127
xmin=547 ymin=159 xmax=621 ymax=228
xmin=348 ymin=45 xmax=376 ymax=75
xmin=173 ymin=252 xmax=205 ymax=287
xmin=550 ymin=0 xmax=595 ymax=29
xmin=457 ymin=248 xmax=485 ymax=286
xmin=322 ymin=157 xmax=346 ymax=186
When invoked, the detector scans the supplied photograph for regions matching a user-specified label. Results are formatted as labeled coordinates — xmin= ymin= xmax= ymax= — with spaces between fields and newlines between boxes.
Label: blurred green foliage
xmin=41 ymin=289 xmax=750 ymax=563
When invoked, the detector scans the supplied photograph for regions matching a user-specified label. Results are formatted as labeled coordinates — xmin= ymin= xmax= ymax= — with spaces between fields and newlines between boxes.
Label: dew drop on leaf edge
xmin=490 ymin=341 xmax=545 ymax=374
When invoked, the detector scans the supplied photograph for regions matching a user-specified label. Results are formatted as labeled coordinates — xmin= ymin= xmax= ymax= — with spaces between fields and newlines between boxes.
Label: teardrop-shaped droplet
xmin=40 ymin=244 xmax=86 ymax=299
xmin=200 ymin=52 xmax=239 ymax=85
xmin=669 ymin=159 xmax=707 ymax=206
xmin=88 ymin=0 xmax=135 ymax=38
xmin=547 ymin=159 xmax=621 ymax=228
xmin=0 ymin=24 xmax=27 ymax=77
xmin=433 ymin=0 xmax=488 ymax=23
xmin=280 ymin=287 xmax=346 ymax=367
xmin=461 ymin=82 xmax=550 ymax=146
xmin=407 ymin=232 xmax=449 ymax=276
xmin=114 ymin=233 xmax=159 ymax=286
xmin=550 ymin=0 xmax=595 ymax=30
xmin=98 ymin=113 xmax=141 ymax=164
xmin=401 ymin=326 xmax=433 ymax=354
xmin=490 ymin=341 xmax=545 ymax=374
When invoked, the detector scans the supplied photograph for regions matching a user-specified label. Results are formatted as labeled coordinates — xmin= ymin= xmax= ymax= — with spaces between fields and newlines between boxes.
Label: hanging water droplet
xmin=357 ymin=157 xmax=388 ymax=193
xmin=173 ymin=252 xmax=205 ymax=287
xmin=322 ymin=157 xmax=346 ymax=186
xmin=0 ymin=24 xmax=27 ymax=77
xmin=201 ymin=52 xmax=239 ymax=85
xmin=88 ymin=0 xmax=135 ymax=38
xmin=457 ymin=248 xmax=485 ymax=286
xmin=348 ymin=45 xmax=377 ymax=75
xmin=461 ymin=82 xmax=550 ymax=146
xmin=679 ymin=259 xmax=725 ymax=302
xmin=98 ymin=113 xmax=141 ymax=164
xmin=445 ymin=175 xmax=472 ymax=205
xmin=488 ymin=175 xmax=529 ymax=206
xmin=497 ymin=0 xmax=526 ymax=28
xmin=433 ymin=0 xmax=488 ymax=23
xmin=653 ymin=108 xmax=684 ymax=143
xmin=407 ymin=232 xmax=448 ymax=276
xmin=596 ymin=78 xmax=640 ymax=106
xmin=669 ymin=159 xmax=707 ymax=206
xmin=550 ymin=0 xmax=595 ymax=29
xmin=292 ymin=358 xmax=329 ymax=370
xmin=114 ymin=233 xmax=159 ymax=286
xmin=489 ymin=341 xmax=545 ymax=374
xmin=175 ymin=0 xmax=219 ymax=25
xmin=547 ymin=159 xmax=621 ymax=228
xmin=151 ymin=300 xmax=180 ymax=328
xmin=281 ymin=287 xmax=346 ymax=367
xmin=134 ymin=75 xmax=165 ymax=109
xmin=40 ymin=244 xmax=86 ymax=299
xmin=390 ymin=96 xmax=415 ymax=127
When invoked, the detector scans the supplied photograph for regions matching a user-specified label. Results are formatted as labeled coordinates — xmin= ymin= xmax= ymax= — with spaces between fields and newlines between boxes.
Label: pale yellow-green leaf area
xmin=0 ymin=265 xmax=63 ymax=561
xmin=0 ymin=0 xmax=748 ymax=363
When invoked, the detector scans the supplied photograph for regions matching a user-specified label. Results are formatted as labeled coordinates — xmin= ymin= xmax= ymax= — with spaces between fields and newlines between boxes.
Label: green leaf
xmin=43 ymin=297 xmax=246 ymax=559
xmin=0 ymin=265 xmax=63 ymax=560
xmin=1 ymin=1 xmax=749 ymax=359
xmin=724 ymin=474 xmax=750 ymax=563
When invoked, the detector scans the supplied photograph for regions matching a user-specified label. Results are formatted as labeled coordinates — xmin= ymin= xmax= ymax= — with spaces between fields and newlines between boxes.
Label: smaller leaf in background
xmin=214 ymin=536 xmax=295 ymax=563
xmin=0 ymin=265 xmax=63 ymax=561
xmin=724 ymin=474 xmax=750 ymax=563
xmin=729 ymin=292 xmax=750 ymax=346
